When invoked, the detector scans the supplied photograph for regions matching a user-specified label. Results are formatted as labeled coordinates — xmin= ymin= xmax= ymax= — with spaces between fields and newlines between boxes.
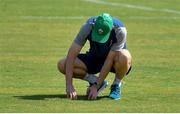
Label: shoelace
xmin=110 ymin=85 xmax=120 ymax=95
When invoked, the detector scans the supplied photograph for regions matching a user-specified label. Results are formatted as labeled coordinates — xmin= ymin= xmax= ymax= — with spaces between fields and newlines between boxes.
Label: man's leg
xmin=58 ymin=57 xmax=104 ymax=84
xmin=57 ymin=57 xmax=108 ymax=95
xmin=109 ymin=49 xmax=132 ymax=100
xmin=114 ymin=49 xmax=132 ymax=80
xmin=57 ymin=57 xmax=87 ymax=79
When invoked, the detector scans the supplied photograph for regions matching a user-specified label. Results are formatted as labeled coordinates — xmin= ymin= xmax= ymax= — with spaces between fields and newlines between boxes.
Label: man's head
xmin=92 ymin=13 xmax=113 ymax=43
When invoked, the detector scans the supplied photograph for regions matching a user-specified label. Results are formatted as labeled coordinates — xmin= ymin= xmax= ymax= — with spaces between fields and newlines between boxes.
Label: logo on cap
xmin=98 ymin=28 xmax=104 ymax=34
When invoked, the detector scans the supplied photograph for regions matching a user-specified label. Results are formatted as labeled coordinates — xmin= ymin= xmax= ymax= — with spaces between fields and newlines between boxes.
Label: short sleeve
xmin=74 ymin=23 xmax=92 ymax=46
xmin=111 ymin=27 xmax=127 ymax=51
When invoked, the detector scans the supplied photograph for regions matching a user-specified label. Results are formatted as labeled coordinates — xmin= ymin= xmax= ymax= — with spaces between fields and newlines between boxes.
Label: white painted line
xmin=83 ymin=0 xmax=180 ymax=14
xmin=84 ymin=0 xmax=155 ymax=11
xmin=162 ymin=9 xmax=180 ymax=14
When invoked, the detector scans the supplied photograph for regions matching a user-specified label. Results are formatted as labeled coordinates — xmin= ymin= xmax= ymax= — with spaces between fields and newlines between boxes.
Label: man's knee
xmin=57 ymin=58 xmax=66 ymax=74
xmin=114 ymin=50 xmax=132 ymax=67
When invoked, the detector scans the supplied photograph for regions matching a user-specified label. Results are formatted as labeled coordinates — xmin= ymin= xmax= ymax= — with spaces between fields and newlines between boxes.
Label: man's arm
xmin=97 ymin=51 xmax=116 ymax=84
xmin=88 ymin=51 xmax=116 ymax=100
xmin=65 ymin=42 xmax=83 ymax=99
xmin=65 ymin=21 xmax=90 ymax=99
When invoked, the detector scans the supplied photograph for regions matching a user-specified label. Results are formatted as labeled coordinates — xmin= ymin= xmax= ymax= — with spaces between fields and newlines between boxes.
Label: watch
xmin=92 ymin=82 xmax=99 ymax=89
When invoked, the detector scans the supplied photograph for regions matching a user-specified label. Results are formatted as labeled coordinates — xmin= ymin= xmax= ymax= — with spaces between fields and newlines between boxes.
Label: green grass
xmin=0 ymin=0 xmax=180 ymax=112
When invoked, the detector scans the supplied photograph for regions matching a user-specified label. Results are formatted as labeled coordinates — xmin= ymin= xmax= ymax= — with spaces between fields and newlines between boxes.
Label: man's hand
xmin=88 ymin=85 xmax=98 ymax=100
xmin=66 ymin=85 xmax=77 ymax=100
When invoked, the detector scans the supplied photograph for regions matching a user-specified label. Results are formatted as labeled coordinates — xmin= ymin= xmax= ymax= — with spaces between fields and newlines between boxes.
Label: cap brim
xmin=92 ymin=29 xmax=110 ymax=43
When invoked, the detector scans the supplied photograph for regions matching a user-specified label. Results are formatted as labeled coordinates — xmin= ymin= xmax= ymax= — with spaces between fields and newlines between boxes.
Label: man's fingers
xmin=88 ymin=87 xmax=98 ymax=100
xmin=67 ymin=92 xmax=70 ymax=98
xmin=66 ymin=92 xmax=73 ymax=99
xmin=66 ymin=85 xmax=77 ymax=100
xmin=68 ymin=92 xmax=77 ymax=100
xmin=72 ymin=92 xmax=77 ymax=100
xmin=88 ymin=91 xmax=92 ymax=100
xmin=91 ymin=94 xmax=97 ymax=100
xmin=70 ymin=93 xmax=73 ymax=99
xmin=88 ymin=92 xmax=96 ymax=100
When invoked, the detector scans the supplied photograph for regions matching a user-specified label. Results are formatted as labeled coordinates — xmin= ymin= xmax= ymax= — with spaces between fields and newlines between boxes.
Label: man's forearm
xmin=96 ymin=58 xmax=114 ymax=85
xmin=65 ymin=42 xmax=82 ymax=86
xmin=65 ymin=57 xmax=74 ymax=86
xmin=96 ymin=51 xmax=116 ymax=85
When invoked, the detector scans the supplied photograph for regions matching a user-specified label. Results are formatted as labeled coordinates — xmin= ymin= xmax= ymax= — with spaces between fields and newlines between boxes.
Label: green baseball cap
xmin=92 ymin=13 xmax=113 ymax=43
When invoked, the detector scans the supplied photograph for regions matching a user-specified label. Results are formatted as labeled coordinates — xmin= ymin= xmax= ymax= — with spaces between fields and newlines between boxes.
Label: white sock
xmin=112 ymin=77 xmax=121 ymax=86
xmin=83 ymin=74 xmax=97 ymax=84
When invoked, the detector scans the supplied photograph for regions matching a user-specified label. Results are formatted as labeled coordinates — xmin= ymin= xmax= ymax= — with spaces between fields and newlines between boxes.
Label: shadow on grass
xmin=14 ymin=94 xmax=109 ymax=101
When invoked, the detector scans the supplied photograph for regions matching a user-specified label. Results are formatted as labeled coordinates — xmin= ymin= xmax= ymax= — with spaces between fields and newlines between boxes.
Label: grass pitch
xmin=0 ymin=0 xmax=180 ymax=112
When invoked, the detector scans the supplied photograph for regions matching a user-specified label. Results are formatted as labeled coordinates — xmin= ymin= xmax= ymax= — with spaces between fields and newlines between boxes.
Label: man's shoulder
xmin=112 ymin=17 xmax=125 ymax=27
xmin=86 ymin=16 xmax=98 ymax=24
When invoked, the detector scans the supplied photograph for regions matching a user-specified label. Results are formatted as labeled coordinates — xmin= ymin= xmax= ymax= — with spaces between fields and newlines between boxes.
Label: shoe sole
xmin=109 ymin=95 xmax=121 ymax=100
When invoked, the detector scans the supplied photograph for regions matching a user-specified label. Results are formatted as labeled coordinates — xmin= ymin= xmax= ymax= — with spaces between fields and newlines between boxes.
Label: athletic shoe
xmin=109 ymin=84 xmax=121 ymax=100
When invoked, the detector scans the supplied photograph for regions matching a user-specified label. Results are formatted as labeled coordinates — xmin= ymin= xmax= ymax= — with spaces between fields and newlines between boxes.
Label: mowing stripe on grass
xmin=127 ymin=16 xmax=180 ymax=20
xmin=20 ymin=16 xmax=88 ymax=20
xmin=20 ymin=16 xmax=180 ymax=20
xmin=83 ymin=0 xmax=180 ymax=14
